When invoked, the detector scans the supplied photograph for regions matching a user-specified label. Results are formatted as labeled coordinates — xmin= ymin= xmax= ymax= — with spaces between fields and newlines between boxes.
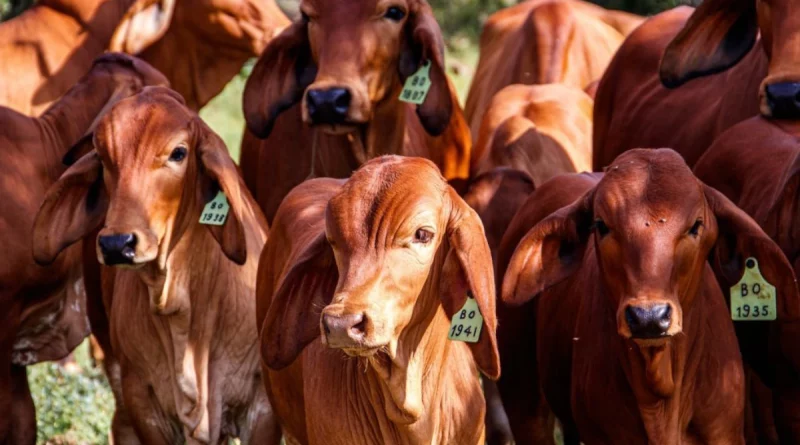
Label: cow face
xmin=243 ymin=0 xmax=453 ymax=138
xmin=503 ymin=149 xmax=798 ymax=347
xmin=260 ymin=157 xmax=500 ymax=380
xmin=659 ymin=0 xmax=800 ymax=119
xmin=32 ymin=87 xmax=250 ymax=272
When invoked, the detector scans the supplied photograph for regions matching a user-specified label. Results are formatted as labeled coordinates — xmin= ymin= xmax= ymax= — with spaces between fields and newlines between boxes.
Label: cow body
xmin=464 ymin=0 xmax=642 ymax=137
xmin=32 ymin=88 xmax=277 ymax=444
xmin=0 ymin=53 xmax=167 ymax=445
xmin=241 ymin=0 xmax=471 ymax=224
xmin=256 ymin=157 xmax=500 ymax=445
xmin=501 ymin=149 xmax=800 ymax=444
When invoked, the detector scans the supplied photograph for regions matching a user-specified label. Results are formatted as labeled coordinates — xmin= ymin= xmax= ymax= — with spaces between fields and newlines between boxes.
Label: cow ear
xmin=400 ymin=3 xmax=453 ymax=136
xmin=109 ymin=0 xmax=178 ymax=54
xmin=440 ymin=188 xmax=500 ymax=380
xmin=659 ymin=0 xmax=757 ymax=88
xmin=33 ymin=152 xmax=108 ymax=266
xmin=243 ymin=21 xmax=316 ymax=139
xmin=195 ymin=119 xmax=250 ymax=265
xmin=260 ymin=181 xmax=341 ymax=370
xmin=704 ymin=185 xmax=800 ymax=322
xmin=501 ymin=189 xmax=594 ymax=307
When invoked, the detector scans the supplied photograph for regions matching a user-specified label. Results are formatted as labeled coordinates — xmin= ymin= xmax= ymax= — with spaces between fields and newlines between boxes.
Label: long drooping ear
xmin=109 ymin=0 xmax=178 ymax=55
xmin=399 ymin=2 xmax=453 ymax=136
xmin=243 ymin=21 xmax=316 ymax=139
xmin=501 ymin=189 xmax=594 ymax=307
xmin=440 ymin=187 xmax=500 ymax=379
xmin=705 ymin=185 xmax=800 ymax=323
xmin=659 ymin=0 xmax=758 ymax=88
xmin=195 ymin=118 xmax=250 ymax=265
xmin=259 ymin=179 xmax=342 ymax=369
xmin=33 ymin=152 xmax=108 ymax=266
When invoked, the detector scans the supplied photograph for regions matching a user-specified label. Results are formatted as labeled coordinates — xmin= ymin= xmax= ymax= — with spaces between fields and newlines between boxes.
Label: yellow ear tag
xmin=730 ymin=257 xmax=777 ymax=321
xmin=449 ymin=292 xmax=483 ymax=343
xmin=199 ymin=191 xmax=229 ymax=226
xmin=399 ymin=60 xmax=432 ymax=105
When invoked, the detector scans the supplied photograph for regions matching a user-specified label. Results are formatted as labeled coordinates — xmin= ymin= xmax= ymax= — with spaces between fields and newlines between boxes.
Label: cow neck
xmin=351 ymin=242 xmax=460 ymax=441
xmin=36 ymin=68 xmax=122 ymax=181
xmin=41 ymin=0 xmax=137 ymax=46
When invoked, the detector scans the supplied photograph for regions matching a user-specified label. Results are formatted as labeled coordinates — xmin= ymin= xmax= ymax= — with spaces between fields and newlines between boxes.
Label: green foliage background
xmin=1 ymin=0 xmax=698 ymax=443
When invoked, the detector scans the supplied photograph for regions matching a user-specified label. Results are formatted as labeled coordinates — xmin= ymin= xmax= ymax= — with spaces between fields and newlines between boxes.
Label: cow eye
xmin=592 ymin=218 xmax=610 ymax=237
xmin=413 ymin=228 xmax=434 ymax=244
xmin=384 ymin=6 xmax=406 ymax=21
xmin=168 ymin=146 xmax=187 ymax=163
xmin=688 ymin=219 xmax=703 ymax=237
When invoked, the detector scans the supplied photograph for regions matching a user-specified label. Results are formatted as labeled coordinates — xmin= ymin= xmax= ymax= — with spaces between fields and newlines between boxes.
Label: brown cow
xmin=0 ymin=53 xmax=167 ymax=445
xmin=463 ymin=0 xmax=642 ymax=137
xmin=695 ymin=117 xmax=800 ymax=442
xmin=256 ymin=156 xmax=500 ymax=444
xmin=593 ymin=0 xmax=800 ymax=169
xmin=0 ymin=0 xmax=287 ymax=115
xmin=32 ymin=87 xmax=278 ymax=444
xmin=502 ymin=149 xmax=800 ymax=444
xmin=241 ymin=0 xmax=471 ymax=223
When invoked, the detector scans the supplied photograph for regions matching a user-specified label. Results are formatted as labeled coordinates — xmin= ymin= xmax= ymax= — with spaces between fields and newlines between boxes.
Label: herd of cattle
xmin=1 ymin=0 xmax=799 ymax=443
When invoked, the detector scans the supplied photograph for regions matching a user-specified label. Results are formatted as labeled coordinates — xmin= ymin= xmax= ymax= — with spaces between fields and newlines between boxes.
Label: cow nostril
xmin=350 ymin=313 xmax=367 ymax=336
xmin=654 ymin=304 xmax=672 ymax=331
xmin=322 ymin=315 xmax=332 ymax=335
xmin=332 ymin=89 xmax=351 ymax=113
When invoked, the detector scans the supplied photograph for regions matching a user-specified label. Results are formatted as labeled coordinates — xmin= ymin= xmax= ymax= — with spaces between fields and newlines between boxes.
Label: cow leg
xmin=9 ymin=365 xmax=35 ymax=445
xmin=246 ymin=409 xmax=282 ymax=445
xmin=120 ymin=371 xmax=172 ymax=445
xmin=483 ymin=378 xmax=513 ymax=445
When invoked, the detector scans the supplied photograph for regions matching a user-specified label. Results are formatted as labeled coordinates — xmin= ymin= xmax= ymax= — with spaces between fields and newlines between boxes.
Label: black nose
xmin=98 ymin=234 xmax=137 ymax=266
xmin=765 ymin=82 xmax=800 ymax=119
xmin=306 ymin=88 xmax=351 ymax=125
xmin=625 ymin=304 xmax=672 ymax=339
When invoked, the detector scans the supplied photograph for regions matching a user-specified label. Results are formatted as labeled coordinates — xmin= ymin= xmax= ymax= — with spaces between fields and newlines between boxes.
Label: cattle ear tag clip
xmin=399 ymin=60 xmax=432 ymax=105
xmin=731 ymin=257 xmax=777 ymax=321
xmin=199 ymin=191 xmax=229 ymax=226
xmin=449 ymin=291 xmax=483 ymax=343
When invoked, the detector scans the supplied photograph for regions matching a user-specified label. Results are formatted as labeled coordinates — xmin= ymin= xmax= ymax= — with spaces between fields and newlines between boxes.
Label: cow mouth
xmin=313 ymin=122 xmax=360 ymax=135
xmin=339 ymin=344 xmax=388 ymax=358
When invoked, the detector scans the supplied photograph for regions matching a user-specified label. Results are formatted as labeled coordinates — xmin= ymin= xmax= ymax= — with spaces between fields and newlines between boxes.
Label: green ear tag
xmin=399 ymin=60 xmax=432 ymax=105
xmin=449 ymin=292 xmax=483 ymax=343
xmin=730 ymin=257 xmax=777 ymax=321
xmin=199 ymin=191 xmax=229 ymax=226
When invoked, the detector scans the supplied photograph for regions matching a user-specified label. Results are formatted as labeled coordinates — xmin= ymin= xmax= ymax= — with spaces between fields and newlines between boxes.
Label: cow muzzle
xmin=306 ymin=87 xmax=352 ymax=126
xmin=624 ymin=303 xmax=673 ymax=339
xmin=320 ymin=308 xmax=386 ymax=356
xmin=98 ymin=233 xmax=137 ymax=266
xmin=764 ymin=82 xmax=800 ymax=119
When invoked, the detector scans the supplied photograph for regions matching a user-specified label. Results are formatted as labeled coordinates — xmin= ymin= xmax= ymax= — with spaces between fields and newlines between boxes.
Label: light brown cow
xmin=241 ymin=0 xmax=471 ymax=223
xmin=0 ymin=0 xmax=288 ymax=115
xmin=32 ymin=87 xmax=277 ymax=444
xmin=502 ymin=149 xmax=800 ymax=444
xmin=0 ymin=53 xmax=167 ymax=445
xmin=256 ymin=156 xmax=500 ymax=444
xmin=463 ymin=0 xmax=642 ymax=137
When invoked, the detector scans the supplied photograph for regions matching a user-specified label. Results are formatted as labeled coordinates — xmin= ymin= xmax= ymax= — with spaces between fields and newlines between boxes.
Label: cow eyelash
xmin=591 ymin=218 xmax=610 ymax=237
xmin=384 ymin=6 xmax=406 ymax=21
xmin=413 ymin=228 xmax=434 ymax=244
xmin=168 ymin=146 xmax=187 ymax=163
xmin=688 ymin=219 xmax=703 ymax=237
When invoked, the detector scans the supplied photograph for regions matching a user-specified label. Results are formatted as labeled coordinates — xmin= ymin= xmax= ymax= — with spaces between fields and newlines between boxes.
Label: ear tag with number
xmin=199 ymin=191 xmax=230 ymax=226
xmin=399 ymin=60 xmax=432 ymax=105
xmin=448 ymin=292 xmax=483 ymax=343
xmin=731 ymin=257 xmax=777 ymax=321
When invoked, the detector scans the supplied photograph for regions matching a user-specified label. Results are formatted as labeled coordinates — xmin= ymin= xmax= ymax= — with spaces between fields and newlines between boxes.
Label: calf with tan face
xmin=502 ymin=149 xmax=799 ymax=444
xmin=33 ymin=88 xmax=277 ymax=444
xmin=257 ymin=156 xmax=499 ymax=444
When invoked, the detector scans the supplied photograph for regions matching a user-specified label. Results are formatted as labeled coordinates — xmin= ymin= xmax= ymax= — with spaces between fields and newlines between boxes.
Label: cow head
xmin=503 ymin=149 xmax=797 ymax=348
xmin=33 ymin=87 xmax=250 ymax=275
xmin=261 ymin=157 xmax=500 ymax=415
xmin=659 ymin=0 xmax=800 ymax=119
xmin=243 ymin=0 xmax=452 ymax=138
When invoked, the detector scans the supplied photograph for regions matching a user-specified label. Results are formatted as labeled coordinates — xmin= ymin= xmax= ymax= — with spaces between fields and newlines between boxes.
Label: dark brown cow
xmin=695 ymin=117 xmax=800 ymax=442
xmin=594 ymin=0 xmax=800 ymax=169
xmin=256 ymin=156 xmax=499 ymax=444
xmin=502 ymin=149 xmax=800 ymax=444
xmin=0 ymin=53 xmax=167 ymax=444
xmin=32 ymin=87 xmax=278 ymax=444
xmin=241 ymin=0 xmax=471 ymax=223
xmin=0 ymin=0 xmax=287 ymax=115
xmin=464 ymin=0 xmax=642 ymax=137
